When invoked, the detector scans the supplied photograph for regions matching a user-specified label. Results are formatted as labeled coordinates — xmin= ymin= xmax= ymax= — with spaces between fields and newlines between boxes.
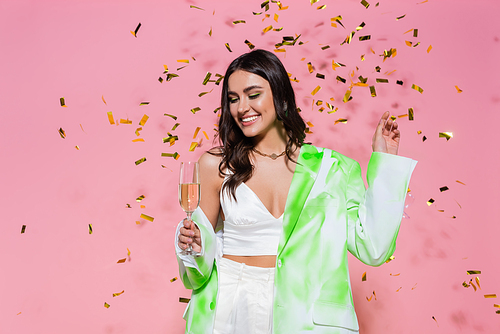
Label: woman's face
xmin=227 ymin=70 xmax=278 ymax=139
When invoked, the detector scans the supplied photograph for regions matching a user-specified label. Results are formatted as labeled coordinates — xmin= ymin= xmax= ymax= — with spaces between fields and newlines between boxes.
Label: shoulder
xmin=198 ymin=148 xmax=225 ymax=179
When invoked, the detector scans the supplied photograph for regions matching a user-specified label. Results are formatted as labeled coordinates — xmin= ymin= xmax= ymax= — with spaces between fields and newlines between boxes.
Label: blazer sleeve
xmin=174 ymin=207 xmax=217 ymax=290
xmin=346 ymin=152 xmax=417 ymax=266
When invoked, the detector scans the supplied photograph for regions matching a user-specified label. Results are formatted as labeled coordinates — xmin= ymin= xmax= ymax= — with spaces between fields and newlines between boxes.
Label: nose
xmin=237 ymin=97 xmax=250 ymax=113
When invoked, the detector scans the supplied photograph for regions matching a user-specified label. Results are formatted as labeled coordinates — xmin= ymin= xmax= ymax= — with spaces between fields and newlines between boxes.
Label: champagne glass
xmin=179 ymin=161 xmax=200 ymax=255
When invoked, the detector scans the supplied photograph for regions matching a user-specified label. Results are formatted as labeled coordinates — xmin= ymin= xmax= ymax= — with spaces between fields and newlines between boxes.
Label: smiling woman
xmin=174 ymin=49 xmax=417 ymax=334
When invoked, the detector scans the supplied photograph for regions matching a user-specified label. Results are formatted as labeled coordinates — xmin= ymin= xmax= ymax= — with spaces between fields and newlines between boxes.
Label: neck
xmin=252 ymin=120 xmax=288 ymax=154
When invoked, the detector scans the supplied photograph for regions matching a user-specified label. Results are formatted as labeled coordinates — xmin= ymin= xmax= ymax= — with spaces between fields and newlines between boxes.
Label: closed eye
xmin=229 ymin=97 xmax=239 ymax=104
xmin=249 ymin=93 xmax=261 ymax=99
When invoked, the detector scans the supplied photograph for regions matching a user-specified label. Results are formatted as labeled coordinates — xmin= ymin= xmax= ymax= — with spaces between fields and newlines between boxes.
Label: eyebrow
xmin=228 ymin=85 xmax=263 ymax=95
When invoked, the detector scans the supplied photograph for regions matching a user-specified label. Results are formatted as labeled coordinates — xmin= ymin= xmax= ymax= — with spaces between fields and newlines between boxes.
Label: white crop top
xmin=220 ymin=175 xmax=283 ymax=256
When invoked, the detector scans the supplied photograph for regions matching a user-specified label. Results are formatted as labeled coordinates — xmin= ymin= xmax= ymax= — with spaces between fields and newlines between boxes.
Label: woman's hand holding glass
xmin=178 ymin=219 xmax=202 ymax=253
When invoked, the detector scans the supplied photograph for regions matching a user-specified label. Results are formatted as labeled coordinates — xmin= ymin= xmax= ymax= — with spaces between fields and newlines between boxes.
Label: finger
xmin=183 ymin=219 xmax=192 ymax=228
xmin=376 ymin=112 xmax=388 ymax=135
xmin=178 ymin=242 xmax=187 ymax=250
xmin=178 ymin=235 xmax=193 ymax=244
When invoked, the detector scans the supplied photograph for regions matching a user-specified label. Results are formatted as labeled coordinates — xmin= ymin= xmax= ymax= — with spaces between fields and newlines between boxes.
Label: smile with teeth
xmin=241 ymin=115 xmax=260 ymax=123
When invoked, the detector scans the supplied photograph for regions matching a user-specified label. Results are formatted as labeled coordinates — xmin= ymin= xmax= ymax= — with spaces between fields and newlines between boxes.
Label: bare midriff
xmin=223 ymin=254 xmax=277 ymax=268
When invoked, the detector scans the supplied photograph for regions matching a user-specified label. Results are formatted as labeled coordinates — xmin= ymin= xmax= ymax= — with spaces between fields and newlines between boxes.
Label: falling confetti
xmin=362 ymin=272 xmax=367 ymax=281
xmin=131 ymin=23 xmax=141 ymax=37
xmin=164 ymin=114 xmax=177 ymax=120
xmin=136 ymin=195 xmax=145 ymax=202
xmin=427 ymin=198 xmax=435 ymax=206
xmin=88 ymin=224 xmax=92 ymax=234
xmin=225 ymin=43 xmax=232 ymax=52
xmin=189 ymin=5 xmax=204 ymax=10
xmin=170 ymin=277 xmax=178 ymax=283
xmin=135 ymin=157 xmax=147 ymax=165
xmin=107 ymin=111 xmax=115 ymax=125
xmin=58 ymin=128 xmax=66 ymax=139
xmin=191 ymin=107 xmax=201 ymax=114
xmin=311 ymin=86 xmax=321 ymax=96
xmin=439 ymin=132 xmax=453 ymax=141
xmin=484 ymin=294 xmax=497 ymax=298
xmin=411 ymin=84 xmax=424 ymax=93
xmin=439 ymin=186 xmax=449 ymax=192
xmin=60 ymin=97 xmax=67 ymax=107
xmin=455 ymin=85 xmax=463 ymax=93
xmin=179 ymin=297 xmax=190 ymax=303
xmin=139 ymin=115 xmax=149 ymax=126
xmin=456 ymin=180 xmax=466 ymax=185
xmin=467 ymin=270 xmax=481 ymax=275
xmin=104 ymin=302 xmax=110 ymax=308
xmin=140 ymin=213 xmax=154 ymax=222
xmin=113 ymin=290 xmax=125 ymax=297
xmin=21 ymin=225 xmax=26 ymax=234
xmin=117 ymin=258 xmax=126 ymax=264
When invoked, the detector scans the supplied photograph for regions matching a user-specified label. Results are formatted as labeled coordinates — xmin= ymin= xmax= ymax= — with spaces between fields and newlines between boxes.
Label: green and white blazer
xmin=175 ymin=144 xmax=417 ymax=333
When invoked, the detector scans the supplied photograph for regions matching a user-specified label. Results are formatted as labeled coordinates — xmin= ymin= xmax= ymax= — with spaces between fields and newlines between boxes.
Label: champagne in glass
xmin=179 ymin=162 xmax=200 ymax=255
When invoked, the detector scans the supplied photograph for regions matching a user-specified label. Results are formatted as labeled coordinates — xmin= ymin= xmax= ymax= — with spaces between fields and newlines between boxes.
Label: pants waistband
xmin=219 ymin=257 xmax=275 ymax=282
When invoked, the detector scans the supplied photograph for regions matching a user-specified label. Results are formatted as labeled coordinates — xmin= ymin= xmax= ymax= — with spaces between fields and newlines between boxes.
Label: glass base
xmin=179 ymin=247 xmax=197 ymax=256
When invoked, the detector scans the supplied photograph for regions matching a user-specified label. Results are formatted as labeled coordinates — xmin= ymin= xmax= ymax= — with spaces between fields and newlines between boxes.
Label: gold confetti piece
xmin=403 ymin=28 xmax=413 ymax=34
xmin=189 ymin=5 xmax=204 ymax=10
xmin=135 ymin=127 xmax=142 ymax=136
xmin=191 ymin=107 xmax=201 ymax=114
xmin=463 ymin=281 xmax=470 ymax=288
xmin=135 ymin=221 xmax=141 ymax=225
xmin=315 ymin=73 xmax=325 ymax=80
xmin=273 ymin=27 xmax=284 ymax=32
xmin=307 ymin=62 xmax=314 ymax=73
xmin=278 ymin=2 xmax=288 ymax=10
xmin=470 ymin=281 xmax=477 ymax=291
xmin=361 ymin=0 xmax=370 ymax=8
xmin=193 ymin=127 xmax=201 ymax=139
xmin=390 ymin=115 xmax=396 ymax=121
xmin=362 ymin=272 xmax=367 ymax=281
xmin=140 ymin=213 xmax=154 ymax=222
xmin=417 ymin=131 xmax=422 ymax=134
xmin=310 ymin=0 xmax=320 ymax=4
xmin=164 ymin=114 xmax=177 ymax=120
xmin=369 ymin=86 xmax=377 ymax=97
xmin=104 ymin=302 xmax=110 ymax=308
xmin=113 ymin=290 xmax=125 ymax=297
xmin=396 ymin=14 xmax=406 ymax=20
xmin=413 ymin=29 xmax=418 ymax=37
xmin=411 ymin=283 xmax=417 ymax=290
xmin=311 ymin=86 xmax=321 ymax=96
xmin=75 ymin=145 xmax=80 ymax=150
xmin=408 ymin=108 xmax=414 ymax=120
xmin=411 ymin=84 xmax=424 ymax=93
xmin=427 ymin=45 xmax=432 ymax=53
xmin=107 ymin=112 xmax=115 ymax=125
xmin=225 ymin=43 xmax=232 ymax=52
xmin=17 ymin=312 xmax=21 ymax=315
xmin=202 ymin=131 xmax=209 ymax=140
xmin=455 ymin=85 xmax=463 ymax=93
xmin=273 ymin=13 xmax=279 ymax=22
xmin=396 ymin=287 xmax=402 ymax=292
xmin=422 ymin=136 xmax=427 ymax=142
xmin=58 ymin=128 xmax=66 ymax=139
xmin=467 ymin=270 xmax=481 ymax=275
xmin=136 ymin=195 xmax=145 ymax=202
xmin=131 ymin=22 xmax=141 ymax=37
xmin=140 ymin=205 xmax=145 ymax=208
xmin=320 ymin=45 xmax=330 ymax=51
xmin=495 ymin=304 xmax=500 ymax=308
xmin=305 ymin=127 xmax=313 ymax=134
xmin=120 ymin=119 xmax=132 ymax=124
xmin=343 ymin=90 xmax=352 ymax=103
xmin=335 ymin=118 xmax=348 ymax=125
xmin=359 ymin=35 xmax=370 ymax=41
xmin=412 ymin=42 xmax=420 ymax=48
xmin=60 ymin=97 xmax=67 ymax=107
xmin=306 ymin=121 xmax=314 ymax=127
xmin=139 ymin=114 xmax=149 ymax=126
xmin=117 ymin=258 xmax=126 ymax=263
xmin=456 ymin=180 xmax=466 ymax=185
xmin=317 ymin=4 xmax=326 ymax=9
xmin=432 ymin=316 xmax=439 ymax=327
xmin=263 ymin=25 xmax=273 ymax=33
xmin=161 ymin=152 xmax=180 ymax=160
xmin=315 ymin=100 xmax=323 ymax=106
xmin=439 ymin=132 xmax=453 ymax=141
xmin=135 ymin=157 xmax=146 ymax=165
xmin=340 ymin=31 xmax=355 ymax=45
xmin=476 ymin=277 xmax=481 ymax=289
xmin=208 ymin=26 xmax=212 ymax=36
xmin=170 ymin=277 xmax=178 ymax=282
xmin=179 ymin=297 xmax=190 ymax=303
xmin=376 ymin=78 xmax=388 ymax=83
xmin=233 ymin=20 xmax=246 ymax=24
xmin=439 ymin=186 xmax=449 ymax=192
xmin=336 ymin=76 xmax=346 ymax=83
xmin=166 ymin=73 xmax=179 ymax=81
xmin=127 ymin=248 xmax=131 ymax=256
xmin=244 ymin=39 xmax=255 ymax=50
xmin=427 ymin=198 xmax=435 ymax=206
xmin=80 ymin=124 xmax=85 ymax=133
xmin=202 ymin=72 xmax=212 ymax=85
xmin=21 ymin=225 xmax=26 ymax=234
xmin=189 ymin=142 xmax=198 ymax=152
xmin=390 ymin=273 xmax=401 ymax=276
xmin=375 ymin=66 xmax=381 ymax=73
xmin=437 ymin=209 xmax=444 ymax=212
xmin=88 ymin=224 xmax=92 ymax=234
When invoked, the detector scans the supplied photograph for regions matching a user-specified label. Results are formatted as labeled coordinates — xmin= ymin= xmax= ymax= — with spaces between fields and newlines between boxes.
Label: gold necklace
xmin=252 ymin=147 xmax=286 ymax=160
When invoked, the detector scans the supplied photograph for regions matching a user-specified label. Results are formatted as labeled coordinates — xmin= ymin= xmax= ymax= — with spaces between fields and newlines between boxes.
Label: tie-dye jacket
xmin=175 ymin=144 xmax=417 ymax=333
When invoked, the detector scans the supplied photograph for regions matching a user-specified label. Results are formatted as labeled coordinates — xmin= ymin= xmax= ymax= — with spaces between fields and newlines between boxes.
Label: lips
xmin=240 ymin=114 xmax=260 ymax=126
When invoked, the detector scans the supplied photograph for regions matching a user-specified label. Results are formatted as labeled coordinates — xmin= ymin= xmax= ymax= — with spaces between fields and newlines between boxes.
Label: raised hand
xmin=178 ymin=219 xmax=202 ymax=253
xmin=372 ymin=111 xmax=400 ymax=155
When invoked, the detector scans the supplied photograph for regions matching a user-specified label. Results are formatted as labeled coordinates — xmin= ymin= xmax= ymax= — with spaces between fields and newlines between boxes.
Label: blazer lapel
xmin=278 ymin=144 xmax=323 ymax=255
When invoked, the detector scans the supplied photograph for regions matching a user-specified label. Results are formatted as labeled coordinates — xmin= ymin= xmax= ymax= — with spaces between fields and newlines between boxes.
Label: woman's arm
xmin=175 ymin=150 xmax=223 ymax=290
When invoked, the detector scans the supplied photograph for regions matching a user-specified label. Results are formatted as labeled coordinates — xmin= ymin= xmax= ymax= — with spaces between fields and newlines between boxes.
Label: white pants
xmin=213 ymin=257 xmax=275 ymax=334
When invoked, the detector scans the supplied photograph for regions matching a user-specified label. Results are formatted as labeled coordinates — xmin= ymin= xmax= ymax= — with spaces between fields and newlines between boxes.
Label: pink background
xmin=1 ymin=0 xmax=499 ymax=333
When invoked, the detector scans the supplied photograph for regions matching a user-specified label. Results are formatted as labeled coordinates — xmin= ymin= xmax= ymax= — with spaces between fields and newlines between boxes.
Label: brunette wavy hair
xmin=212 ymin=49 xmax=306 ymax=200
